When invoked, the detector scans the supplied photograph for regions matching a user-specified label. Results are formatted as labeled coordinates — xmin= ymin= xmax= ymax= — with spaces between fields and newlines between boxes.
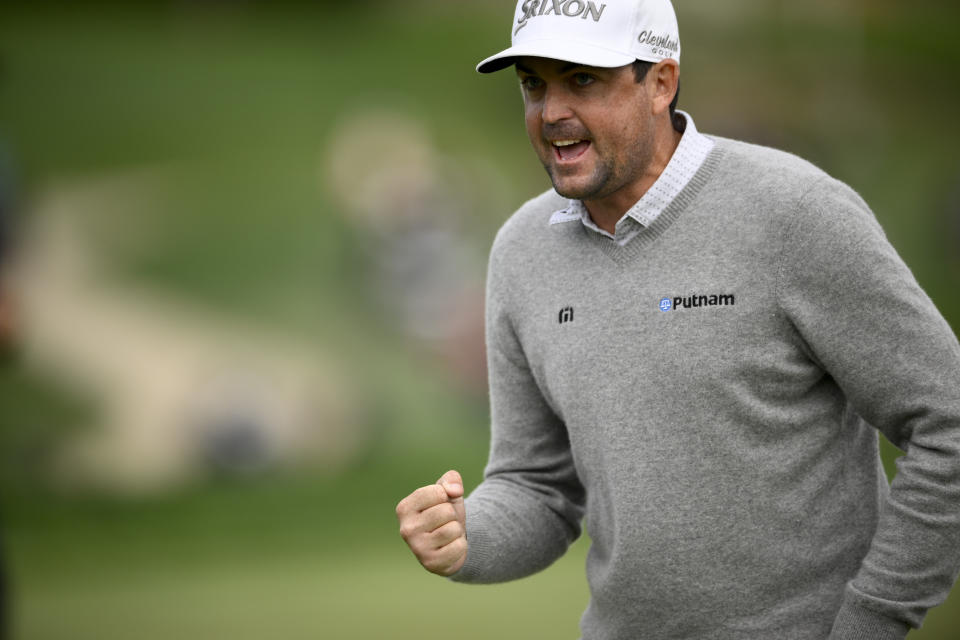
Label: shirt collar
xmin=549 ymin=111 xmax=715 ymax=244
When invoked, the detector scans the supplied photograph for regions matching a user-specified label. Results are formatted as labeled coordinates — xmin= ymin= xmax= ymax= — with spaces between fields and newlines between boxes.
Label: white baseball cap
xmin=477 ymin=0 xmax=680 ymax=73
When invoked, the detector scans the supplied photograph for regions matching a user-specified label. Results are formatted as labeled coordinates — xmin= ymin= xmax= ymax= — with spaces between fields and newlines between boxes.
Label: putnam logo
xmin=659 ymin=293 xmax=735 ymax=312
xmin=516 ymin=0 xmax=607 ymax=35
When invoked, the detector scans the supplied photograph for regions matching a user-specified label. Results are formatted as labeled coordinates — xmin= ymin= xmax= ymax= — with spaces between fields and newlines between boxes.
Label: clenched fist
xmin=396 ymin=470 xmax=468 ymax=576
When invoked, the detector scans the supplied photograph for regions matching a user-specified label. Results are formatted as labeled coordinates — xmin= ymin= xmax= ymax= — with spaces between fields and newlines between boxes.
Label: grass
xmin=4 ymin=448 xmax=959 ymax=639
xmin=2 ymin=463 xmax=592 ymax=640
xmin=12 ymin=536 xmax=591 ymax=640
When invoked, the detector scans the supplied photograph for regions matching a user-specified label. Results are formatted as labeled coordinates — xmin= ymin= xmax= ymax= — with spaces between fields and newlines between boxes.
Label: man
xmin=395 ymin=1 xmax=960 ymax=638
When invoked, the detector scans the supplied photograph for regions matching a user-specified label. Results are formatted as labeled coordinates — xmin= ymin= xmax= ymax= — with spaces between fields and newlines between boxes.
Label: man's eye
xmin=573 ymin=73 xmax=595 ymax=87
xmin=520 ymin=77 xmax=543 ymax=91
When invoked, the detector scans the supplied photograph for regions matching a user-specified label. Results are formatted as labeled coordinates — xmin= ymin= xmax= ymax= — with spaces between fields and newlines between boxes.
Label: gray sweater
xmin=451 ymin=137 xmax=960 ymax=640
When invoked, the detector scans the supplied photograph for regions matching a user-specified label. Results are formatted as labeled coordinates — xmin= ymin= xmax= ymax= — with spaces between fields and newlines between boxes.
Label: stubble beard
xmin=543 ymin=133 xmax=654 ymax=203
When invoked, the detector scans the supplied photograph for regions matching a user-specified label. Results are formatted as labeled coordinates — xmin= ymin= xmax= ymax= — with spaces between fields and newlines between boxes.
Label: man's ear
xmin=648 ymin=59 xmax=679 ymax=116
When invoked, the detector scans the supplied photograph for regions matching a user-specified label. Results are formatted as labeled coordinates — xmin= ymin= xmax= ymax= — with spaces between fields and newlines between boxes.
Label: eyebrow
xmin=515 ymin=61 xmax=591 ymax=76
xmin=559 ymin=62 xmax=587 ymax=73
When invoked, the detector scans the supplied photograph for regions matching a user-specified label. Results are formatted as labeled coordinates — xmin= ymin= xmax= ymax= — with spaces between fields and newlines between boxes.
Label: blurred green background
xmin=0 ymin=1 xmax=958 ymax=638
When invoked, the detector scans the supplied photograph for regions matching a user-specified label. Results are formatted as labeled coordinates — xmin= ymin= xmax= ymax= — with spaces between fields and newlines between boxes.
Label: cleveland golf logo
xmin=659 ymin=294 xmax=735 ymax=312
xmin=515 ymin=0 xmax=607 ymax=35
xmin=638 ymin=30 xmax=679 ymax=54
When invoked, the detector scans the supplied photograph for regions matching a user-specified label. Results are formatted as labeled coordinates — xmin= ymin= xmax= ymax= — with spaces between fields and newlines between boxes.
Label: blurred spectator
xmin=323 ymin=109 xmax=489 ymax=395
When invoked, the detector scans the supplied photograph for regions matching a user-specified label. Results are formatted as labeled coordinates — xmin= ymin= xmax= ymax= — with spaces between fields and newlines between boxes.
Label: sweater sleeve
xmin=776 ymin=178 xmax=960 ymax=639
xmin=450 ymin=230 xmax=586 ymax=584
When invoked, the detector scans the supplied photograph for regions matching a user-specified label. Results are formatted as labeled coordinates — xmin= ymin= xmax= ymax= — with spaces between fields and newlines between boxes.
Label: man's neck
xmin=584 ymin=125 xmax=683 ymax=234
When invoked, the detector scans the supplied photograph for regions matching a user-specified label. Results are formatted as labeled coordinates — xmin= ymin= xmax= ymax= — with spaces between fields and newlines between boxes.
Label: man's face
xmin=516 ymin=57 xmax=655 ymax=205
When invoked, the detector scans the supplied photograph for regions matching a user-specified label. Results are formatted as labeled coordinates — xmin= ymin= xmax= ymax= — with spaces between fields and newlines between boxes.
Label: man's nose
xmin=541 ymin=86 xmax=573 ymax=124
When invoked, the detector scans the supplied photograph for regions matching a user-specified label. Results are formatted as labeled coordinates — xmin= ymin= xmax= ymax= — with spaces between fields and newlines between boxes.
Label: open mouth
xmin=552 ymin=139 xmax=591 ymax=162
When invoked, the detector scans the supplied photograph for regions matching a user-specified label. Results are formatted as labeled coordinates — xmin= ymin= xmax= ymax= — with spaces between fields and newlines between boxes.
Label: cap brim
xmin=476 ymin=40 xmax=635 ymax=74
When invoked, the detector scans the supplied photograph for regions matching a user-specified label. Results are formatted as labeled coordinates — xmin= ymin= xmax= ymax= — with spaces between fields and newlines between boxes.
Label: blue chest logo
xmin=659 ymin=297 xmax=673 ymax=312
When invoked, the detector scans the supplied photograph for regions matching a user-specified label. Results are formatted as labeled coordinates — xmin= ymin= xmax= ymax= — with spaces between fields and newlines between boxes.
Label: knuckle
xmin=408 ymin=538 xmax=426 ymax=557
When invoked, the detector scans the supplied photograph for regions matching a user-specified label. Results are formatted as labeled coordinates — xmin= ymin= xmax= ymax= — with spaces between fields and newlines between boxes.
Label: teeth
xmin=553 ymin=140 xmax=583 ymax=147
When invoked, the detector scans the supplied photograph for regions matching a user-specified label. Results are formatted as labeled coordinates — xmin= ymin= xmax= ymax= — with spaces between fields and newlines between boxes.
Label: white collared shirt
xmin=548 ymin=111 xmax=714 ymax=246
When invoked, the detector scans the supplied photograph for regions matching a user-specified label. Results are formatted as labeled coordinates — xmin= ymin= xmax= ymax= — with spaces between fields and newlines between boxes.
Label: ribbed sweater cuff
xmin=447 ymin=515 xmax=494 ymax=584
xmin=828 ymin=596 xmax=911 ymax=640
